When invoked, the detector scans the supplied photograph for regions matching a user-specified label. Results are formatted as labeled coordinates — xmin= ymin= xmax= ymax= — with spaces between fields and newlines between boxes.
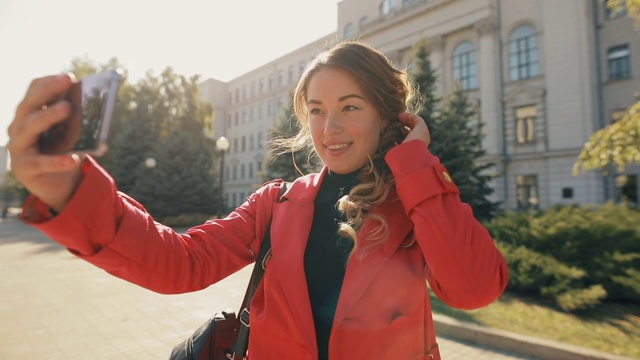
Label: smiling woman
xmin=7 ymin=40 xmax=507 ymax=360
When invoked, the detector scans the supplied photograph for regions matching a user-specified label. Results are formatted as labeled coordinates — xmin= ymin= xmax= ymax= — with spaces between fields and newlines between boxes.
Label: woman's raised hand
xmin=7 ymin=74 xmax=84 ymax=213
xmin=398 ymin=112 xmax=431 ymax=147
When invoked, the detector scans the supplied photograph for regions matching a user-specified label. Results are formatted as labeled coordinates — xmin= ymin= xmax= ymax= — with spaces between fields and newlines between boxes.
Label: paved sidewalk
xmin=0 ymin=219 xmax=534 ymax=359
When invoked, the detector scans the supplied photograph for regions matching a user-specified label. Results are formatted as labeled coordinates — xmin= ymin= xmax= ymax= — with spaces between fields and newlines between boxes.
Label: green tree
xmin=437 ymin=86 xmax=500 ymax=219
xmin=130 ymin=128 xmax=217 ymax=219
xmin=411 ymin=38 xmax=440 ymax=128
xmin=263 ymin=97 xmax=320 ymax=181
xmin=105 ymin=67 xmax=215 ymax=202
xmin=574 ymin=0 xmax=640 ymax=174
xmin=411 ymin=40 xmax=499 ymax=219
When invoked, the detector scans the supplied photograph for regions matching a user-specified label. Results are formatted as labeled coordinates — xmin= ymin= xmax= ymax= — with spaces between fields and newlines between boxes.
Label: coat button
xmin=442 ymin=172 xmax=452 ymax=184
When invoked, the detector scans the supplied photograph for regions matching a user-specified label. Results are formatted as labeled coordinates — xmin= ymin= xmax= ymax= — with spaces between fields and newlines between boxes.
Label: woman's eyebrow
xmin=338 ymin=94 xmax=365 ymax=102
xmin=307 ymin=94 xmax=365 ymax=105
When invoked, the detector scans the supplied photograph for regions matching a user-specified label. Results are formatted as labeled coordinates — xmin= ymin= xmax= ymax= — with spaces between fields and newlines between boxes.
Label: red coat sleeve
xmin=385 ymin=140 xmax=508 ymax=310
xmin=20 ymin=156 xmax=279 ymax=294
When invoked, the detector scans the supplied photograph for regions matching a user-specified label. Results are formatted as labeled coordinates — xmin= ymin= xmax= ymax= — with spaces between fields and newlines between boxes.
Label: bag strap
xmin=230 ymin=181 xmax=289 ymax=360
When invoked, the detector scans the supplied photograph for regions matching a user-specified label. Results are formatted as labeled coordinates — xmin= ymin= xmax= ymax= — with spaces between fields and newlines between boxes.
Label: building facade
xmin=201 ymin=0 xmax=639 ymax=211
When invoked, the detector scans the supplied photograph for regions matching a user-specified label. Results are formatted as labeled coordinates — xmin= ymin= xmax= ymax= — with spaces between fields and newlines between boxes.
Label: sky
xmin=0 ymin=0 xmax=339 ymax=146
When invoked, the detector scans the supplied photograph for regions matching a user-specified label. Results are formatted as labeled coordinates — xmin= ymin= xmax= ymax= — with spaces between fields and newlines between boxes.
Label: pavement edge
xmin=433 ymin=314 xmax=635 ymax=360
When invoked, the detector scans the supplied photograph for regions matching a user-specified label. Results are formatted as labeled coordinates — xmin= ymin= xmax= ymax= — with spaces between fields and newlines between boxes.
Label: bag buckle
xmin=239 ymin=308 xmax=250 ymax=328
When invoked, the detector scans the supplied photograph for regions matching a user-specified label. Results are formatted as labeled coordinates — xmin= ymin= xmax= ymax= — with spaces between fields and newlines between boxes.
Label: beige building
xmin=201 ymin=0 xmax=639 ymax=211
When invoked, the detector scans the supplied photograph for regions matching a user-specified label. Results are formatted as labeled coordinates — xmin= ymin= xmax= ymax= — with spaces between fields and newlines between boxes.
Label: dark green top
xmin=304 ymin=170 xmax=358 ymax=360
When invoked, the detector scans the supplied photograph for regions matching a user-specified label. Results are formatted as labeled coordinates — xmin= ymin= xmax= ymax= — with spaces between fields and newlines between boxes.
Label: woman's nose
xmin=324 ymin=113 xmax=342 ymax=135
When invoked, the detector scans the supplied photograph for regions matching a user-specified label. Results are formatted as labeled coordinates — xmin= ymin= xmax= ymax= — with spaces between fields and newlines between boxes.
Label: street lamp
xmin=216 ymin=136 xmax=230 ymax=218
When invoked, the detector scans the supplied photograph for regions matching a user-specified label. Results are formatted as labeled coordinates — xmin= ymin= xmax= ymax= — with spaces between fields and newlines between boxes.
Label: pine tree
xmin=411 ymin=39 xmax=499 ymax=219
xmin=436 ymin=86 xmax=499 ymax=219
xmin=412 ymin=38 xmax=440 ymax=128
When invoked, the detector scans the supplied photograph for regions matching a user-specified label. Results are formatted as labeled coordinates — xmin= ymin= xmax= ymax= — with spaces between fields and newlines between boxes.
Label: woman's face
xmin=306 ymin=67 xmax=385 ymax=174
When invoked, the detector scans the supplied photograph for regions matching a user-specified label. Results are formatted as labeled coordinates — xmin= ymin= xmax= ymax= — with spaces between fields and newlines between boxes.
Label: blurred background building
xmin=200 ymin=0 xmax=639 ymax=211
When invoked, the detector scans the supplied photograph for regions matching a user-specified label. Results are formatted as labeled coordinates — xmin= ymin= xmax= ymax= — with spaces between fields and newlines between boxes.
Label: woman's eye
xmin=309 ymin=108 xmax=323 ymax=115
xmin=343 ymin=105 xmax=358 ymax=111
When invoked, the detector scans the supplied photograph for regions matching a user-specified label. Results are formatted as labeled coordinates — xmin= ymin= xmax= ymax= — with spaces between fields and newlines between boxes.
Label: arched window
xmin=380 ymin=0 xmax=395 ymax=16
xmin=452 ymin=41 xmax=478 ymax=90
xmin=508 ymin=25 xmax=540 ymax=81
xmin=359 ymin=16 xmax=369 ymax=29
xmin=344 ymin=23 xmax=355 ymax=39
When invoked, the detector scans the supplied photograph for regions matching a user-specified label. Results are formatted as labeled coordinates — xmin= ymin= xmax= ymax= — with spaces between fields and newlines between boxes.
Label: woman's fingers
xmin=10 ymin=153 xmax=81 ymax=176
xmin=398 ymin=112 xmax=424 ymax=129
xmin=398 ymin=112 xmax=430 ymax=146
xmin=14 ymin=73 xmax=75 ymax=120
xmin=8 ymin=101 xmax=71 ymax=153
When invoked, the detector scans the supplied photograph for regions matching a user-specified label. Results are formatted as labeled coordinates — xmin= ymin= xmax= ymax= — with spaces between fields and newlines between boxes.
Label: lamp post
xmin=215 ymin=136 xmax=230 ymax=218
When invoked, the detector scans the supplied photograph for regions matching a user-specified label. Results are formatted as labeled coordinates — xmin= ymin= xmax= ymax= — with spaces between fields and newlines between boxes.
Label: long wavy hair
xmin=271 ymin=40 xmax=418 ymax=254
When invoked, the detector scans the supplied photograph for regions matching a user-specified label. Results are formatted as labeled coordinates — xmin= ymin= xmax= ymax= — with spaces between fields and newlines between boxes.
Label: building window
xmin=257 ymin=160 xmax=262 ymax=172
xmin=608 ymin=45 xmax=631 ymax=80
xmin=616 ymin=174 xmax=638 ymax=206
xmin=232 ymin=165 xmax=237 ymax=181
xmin=562 ymin=187 xmax=573 ymax=199
xmin=241 ymin=164 xmax=245 ymax=179
xmin=380 ymin=0 xmax=395 ymax=16
xmin=452 ymin=41 xmax=478 ymax=90
xmin=242 ymin=136 xmax=246 ymax=152
xmin=234 ymin=112 xmax=239 ymax=127
xmin=515 ymin=105 xmax=536 ymax=144
xmin=233 ymin=138 xmax=238 ymax=153
xmin=516 ymin=174 xmax=539 ymax=210
xmin=227 ymin=115 xmax=231 ymax=129
xmin=225 ymin=166 xmax=229 ymax=181
xmin=299 ymin=61 xmax=306 ymax=76
xmin=359 ymin=16 xmax=369 ymax=29
xmin=344 ymin=23 xmax=355 ymax=39
xmin=508 ymin=25 xmax=540 ymax=81
xmin=249 ymin=163 xmax=254 ymax=179
xmin=605 ymin=0 xmax=627 ymax=20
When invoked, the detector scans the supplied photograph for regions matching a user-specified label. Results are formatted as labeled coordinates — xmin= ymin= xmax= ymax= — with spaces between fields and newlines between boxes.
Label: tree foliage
xmin=574 ymin=0 xmax=640 ymax=174
xmin=130 ymin=128 xmax=217 ymax=219
xmin=607 ymin=0 xmax=640 ymax=28
xmin=411 ymin=39 xmax=499 ymax=219
xmin=573 ymin=101 xmax=640 ymax=174
xmin=65 ymin=60 xmax=218 ymax=218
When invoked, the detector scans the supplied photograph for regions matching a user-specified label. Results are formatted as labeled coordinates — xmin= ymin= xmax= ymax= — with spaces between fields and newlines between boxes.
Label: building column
xmin=428 ymin=35 xmax=446 ymax=97
xmin=475 ymin=16 xmax=507 ymax=205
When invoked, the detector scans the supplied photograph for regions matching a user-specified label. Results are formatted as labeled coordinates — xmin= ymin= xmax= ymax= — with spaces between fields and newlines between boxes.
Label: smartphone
xmin=39 ymin=68 xmax=123 ymax=157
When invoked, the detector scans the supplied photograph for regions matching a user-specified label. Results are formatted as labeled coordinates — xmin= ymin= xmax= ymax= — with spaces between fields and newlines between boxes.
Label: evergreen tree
xmin=411 ymin=40 xmax=499 ymax=219
xmin=263 ymin=98 xmax=320 ymax=182
xmin=437 ymin=86 xmax=499 ymax=219
xmin=412 ymin=38 xmax=440 ymax=128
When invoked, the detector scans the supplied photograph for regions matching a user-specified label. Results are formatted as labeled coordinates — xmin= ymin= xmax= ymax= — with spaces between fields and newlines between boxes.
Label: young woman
xmin=7 ymin=40 xmax=508 ymax=360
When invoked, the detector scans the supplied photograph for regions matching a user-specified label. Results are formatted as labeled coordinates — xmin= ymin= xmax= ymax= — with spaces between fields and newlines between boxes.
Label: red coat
xmin=22 ymin=140 xmax=508 ymax=360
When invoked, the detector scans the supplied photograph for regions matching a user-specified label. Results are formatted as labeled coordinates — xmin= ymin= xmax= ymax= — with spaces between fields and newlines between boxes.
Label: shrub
xmin=486 ymin=203 xmax=640 ymax=310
